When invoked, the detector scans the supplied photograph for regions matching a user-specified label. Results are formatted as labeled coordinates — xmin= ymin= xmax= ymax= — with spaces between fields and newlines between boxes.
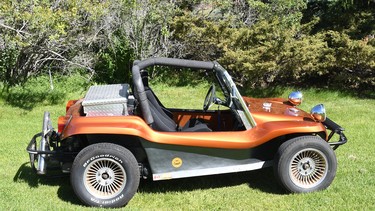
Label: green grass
xmin=1 ymin=82 xmax=375 ymax=210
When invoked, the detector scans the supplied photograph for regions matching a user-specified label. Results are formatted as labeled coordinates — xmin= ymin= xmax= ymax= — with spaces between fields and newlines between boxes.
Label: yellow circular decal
xmin=172 ymin=157 xmax=183 ymax=168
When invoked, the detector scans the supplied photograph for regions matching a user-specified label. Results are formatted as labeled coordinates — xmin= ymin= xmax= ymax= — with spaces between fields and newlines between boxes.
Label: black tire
xmin=274 ymin=136 xmax=337 ymax=193
xmin=71 ymin=143 xmax=140 ymax=208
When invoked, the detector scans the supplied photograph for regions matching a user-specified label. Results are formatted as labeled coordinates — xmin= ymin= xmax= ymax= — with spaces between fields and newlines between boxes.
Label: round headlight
xmin=310 ymin=104 xmax=326 ymax=122
xmin=288 ymin=91 xmax=303 ymax=106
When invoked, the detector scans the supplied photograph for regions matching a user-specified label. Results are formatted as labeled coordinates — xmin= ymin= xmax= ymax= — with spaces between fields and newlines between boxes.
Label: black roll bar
xmin=131 ymin=57 xmax=215 ymax=125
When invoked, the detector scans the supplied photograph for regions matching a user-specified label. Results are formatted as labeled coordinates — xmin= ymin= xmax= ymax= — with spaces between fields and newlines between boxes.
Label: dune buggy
xmin=27 ymin=57 xmax=347 ymax=208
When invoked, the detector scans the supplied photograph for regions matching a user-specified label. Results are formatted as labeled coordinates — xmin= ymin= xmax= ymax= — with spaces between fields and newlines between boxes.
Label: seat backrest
xmin=146 ymin=89 xmax=177 ymax=132
xmin=147 ymin=86 xmax=173 ymax=113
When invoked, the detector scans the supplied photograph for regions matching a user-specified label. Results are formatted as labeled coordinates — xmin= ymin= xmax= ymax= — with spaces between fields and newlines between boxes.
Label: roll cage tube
xmin=132 ymin=58 xmax=215 ymax=126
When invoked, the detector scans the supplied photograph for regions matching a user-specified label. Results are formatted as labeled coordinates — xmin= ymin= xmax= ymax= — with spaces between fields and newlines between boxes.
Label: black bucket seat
xmin=145 ymin=88 xmax=211 ymax=132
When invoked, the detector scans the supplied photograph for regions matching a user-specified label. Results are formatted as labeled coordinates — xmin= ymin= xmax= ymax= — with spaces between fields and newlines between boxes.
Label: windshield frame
xmin=212 ymin=62 xmax=257 ymax=129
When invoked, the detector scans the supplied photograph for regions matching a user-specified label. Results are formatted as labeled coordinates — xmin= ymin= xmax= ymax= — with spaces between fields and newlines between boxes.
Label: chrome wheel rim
xmin=84 ymin=158 xmax=126 ymax=199
xmin=289 ymin=148 xmax=328 ymax=189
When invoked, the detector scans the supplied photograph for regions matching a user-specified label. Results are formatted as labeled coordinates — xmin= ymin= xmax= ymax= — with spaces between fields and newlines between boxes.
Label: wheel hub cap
xmin=290 ymin=148 xmax=328 ymax=189
xmin=298 ymin=158 xmax=316 ymax=176
xmin=84 ymin=158 xmax=127 ymax=199
xmin=95 ymin=167 xmax=115 ymax=186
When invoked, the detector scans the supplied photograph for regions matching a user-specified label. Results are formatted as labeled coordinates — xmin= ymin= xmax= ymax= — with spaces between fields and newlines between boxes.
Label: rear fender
xmin=61 ymin=115 xmax=154 ymax=140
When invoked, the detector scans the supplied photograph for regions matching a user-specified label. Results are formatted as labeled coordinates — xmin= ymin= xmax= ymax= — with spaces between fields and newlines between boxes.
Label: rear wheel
xmin=71 ymin=143 xmax=140 ymax=208
xmin=274 ymin=136 xmax=337 ymax=193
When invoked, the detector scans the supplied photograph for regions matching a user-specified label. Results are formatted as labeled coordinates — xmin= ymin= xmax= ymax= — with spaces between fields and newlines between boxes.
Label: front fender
xmin=254 ymin=120 xmax=327 ymax=143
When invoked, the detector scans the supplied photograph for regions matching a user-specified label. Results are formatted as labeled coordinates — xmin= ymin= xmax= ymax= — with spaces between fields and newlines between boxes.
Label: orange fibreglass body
xmin=59 ymin=97 xmax=327 ymax=150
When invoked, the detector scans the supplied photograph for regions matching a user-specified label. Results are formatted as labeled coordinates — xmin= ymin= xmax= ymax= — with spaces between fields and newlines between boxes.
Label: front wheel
xmin=71 ymin=143 xmax=140 ymax=208
xmin=274 ymin=136 xmax=337 ymax=193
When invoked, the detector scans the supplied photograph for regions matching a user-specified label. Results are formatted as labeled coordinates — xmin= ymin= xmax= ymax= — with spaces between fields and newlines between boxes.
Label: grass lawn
xmin=1 ymin=83 xmax=374 ymax=210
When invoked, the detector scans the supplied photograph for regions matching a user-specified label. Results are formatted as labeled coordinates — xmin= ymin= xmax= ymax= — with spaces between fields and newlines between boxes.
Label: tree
xmin=171 ymin=0 xmax=308 ymax=87
xmin=303 ymin=0 xmax=375 ymax=38
xmin=0 ymin=0 xmax=123 ymax=86
xmin=119 ymin=0 xmax=178 ymax=60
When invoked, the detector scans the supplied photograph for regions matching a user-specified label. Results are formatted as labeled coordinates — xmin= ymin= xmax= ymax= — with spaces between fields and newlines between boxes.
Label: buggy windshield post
xmin=212 ymin=63 xmax=257 ymax=129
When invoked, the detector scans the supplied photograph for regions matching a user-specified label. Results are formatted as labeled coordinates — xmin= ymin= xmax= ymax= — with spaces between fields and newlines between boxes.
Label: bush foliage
xmin=170 ymin=0 xmax=375 ymax=91
xmin=0 ymin=0 xmax=374 ymax=93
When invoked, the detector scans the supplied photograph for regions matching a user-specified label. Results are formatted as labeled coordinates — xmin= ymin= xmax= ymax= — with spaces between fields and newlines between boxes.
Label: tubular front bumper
xmin=26 ymin=132 xmax=57 ymax=173
xmin=323 ymin=117 xmax=347 ymax=150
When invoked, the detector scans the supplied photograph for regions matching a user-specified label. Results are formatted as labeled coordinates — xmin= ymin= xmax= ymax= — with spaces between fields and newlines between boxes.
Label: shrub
xmin=319 ymin=31 xmax=375 ymax=91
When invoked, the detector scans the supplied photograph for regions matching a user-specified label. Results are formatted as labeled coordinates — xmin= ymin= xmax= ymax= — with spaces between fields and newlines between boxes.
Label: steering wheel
xmin=203 ymin=84 xmax=216 ymax=111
